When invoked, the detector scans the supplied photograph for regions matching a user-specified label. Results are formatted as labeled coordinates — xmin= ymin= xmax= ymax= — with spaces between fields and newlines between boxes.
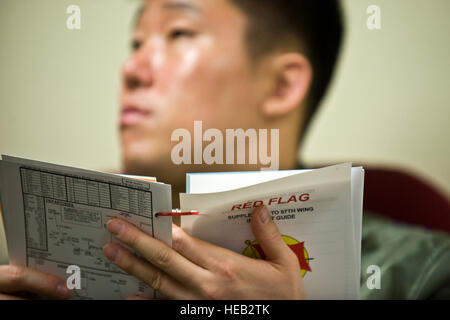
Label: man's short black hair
xmin=231 ymin=0 xmax=344 ymax=132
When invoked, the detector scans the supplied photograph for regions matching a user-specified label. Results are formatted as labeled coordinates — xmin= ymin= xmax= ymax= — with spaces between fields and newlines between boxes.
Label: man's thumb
xmin=251 ymin=206 xmax=291 ymax=262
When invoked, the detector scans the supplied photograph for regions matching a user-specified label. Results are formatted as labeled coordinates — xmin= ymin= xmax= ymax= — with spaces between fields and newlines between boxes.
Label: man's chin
xmin=122 ymin=149 xmax=156 ymax=173
xmin=121 ymin=141 xmax=174 ymax=173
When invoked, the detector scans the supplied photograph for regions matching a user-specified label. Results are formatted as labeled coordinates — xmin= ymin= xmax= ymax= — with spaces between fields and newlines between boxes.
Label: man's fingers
xmin=0 ymin=265 xmax=72 ymax=299
xmin=0 ymin=293 xmax=25 ymax=300
xmin=102 ymin=242 xmax=198 ymax=299
xmin=172 ymin=224 xmax=212 ymax=266
xmin=250 ymin=206 xmax=294 ymax=264
xmin=126 ymin=296 xmax=153 ymax=300
xmin=106 ymin=219 xmax=208 ymax=289
xmin=171 ymin=224 xmax=235 ymax=269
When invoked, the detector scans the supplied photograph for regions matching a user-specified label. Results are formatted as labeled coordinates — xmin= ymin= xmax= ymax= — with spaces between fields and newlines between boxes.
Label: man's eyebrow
xmin=162 ymin=1 xmax=202 ymax=15
xmin=132 ymin=1 xmax=201 ymax=29
xmin=133 ymin=5 xmax=146 ymax=28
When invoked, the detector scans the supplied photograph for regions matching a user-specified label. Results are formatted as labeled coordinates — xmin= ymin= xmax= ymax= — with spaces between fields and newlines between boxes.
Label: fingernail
xmin=103 ymin=244 xmax=119 ymax=262
xmin=57 ymin=283 xmax=72 ymax=297
xmin=258 ymin=206 xmax=272 ymax=224
xmin=107 ymin=219 xmax=123 ymax=236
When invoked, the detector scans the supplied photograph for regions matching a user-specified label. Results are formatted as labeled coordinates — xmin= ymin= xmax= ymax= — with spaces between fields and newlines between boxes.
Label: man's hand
xmin=103 ymin=205 xmax=305 ymax=299
xmin=0 ymin=265 xmax=73 ymax=300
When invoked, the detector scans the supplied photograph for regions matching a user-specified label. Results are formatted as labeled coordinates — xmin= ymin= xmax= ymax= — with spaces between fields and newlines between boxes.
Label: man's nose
xmin=122 ymin=46 xmax=154 ymax=90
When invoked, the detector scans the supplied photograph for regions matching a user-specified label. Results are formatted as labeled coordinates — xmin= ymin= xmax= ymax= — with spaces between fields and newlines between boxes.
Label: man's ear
xmin=261 ymin=53 xmax=312 ymax=117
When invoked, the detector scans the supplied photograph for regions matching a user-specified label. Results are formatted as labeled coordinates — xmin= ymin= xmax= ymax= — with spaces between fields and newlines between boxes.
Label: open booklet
xmin=0 ymin=155 xmax=172 ymax=299
xmin=0 ymin=155 xmax=364 ymax=299
xmin=182 ymin=165 xmax=364 ymax=299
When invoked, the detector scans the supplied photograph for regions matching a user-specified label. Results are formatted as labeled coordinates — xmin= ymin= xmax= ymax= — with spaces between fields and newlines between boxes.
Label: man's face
xmin=120 ymin=0 xmax=265 ymax=180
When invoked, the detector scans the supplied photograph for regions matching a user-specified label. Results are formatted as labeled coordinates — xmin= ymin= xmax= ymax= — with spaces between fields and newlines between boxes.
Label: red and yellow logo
xmin=243 ymin=235 xmax=313 ymax=277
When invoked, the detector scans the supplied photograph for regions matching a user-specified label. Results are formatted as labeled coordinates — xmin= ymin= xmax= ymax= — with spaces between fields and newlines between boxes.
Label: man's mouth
xmin=120 ymin=106 xmax=152 ymax=127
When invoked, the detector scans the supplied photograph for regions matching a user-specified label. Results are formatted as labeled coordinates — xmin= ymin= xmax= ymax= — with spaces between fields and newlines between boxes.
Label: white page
xmin=350 ymin=168 xmax=364 ymax=289
xmin=185 ymin=166 xmax=364 ymax=292
xmin=181 ymin=163 xmax=360 ymax=299
xmin=0 ymin=155 xmax=172 ymax=300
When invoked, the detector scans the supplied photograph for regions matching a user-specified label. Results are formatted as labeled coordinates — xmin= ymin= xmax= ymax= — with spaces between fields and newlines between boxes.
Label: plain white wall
xmin=1 ymin=0 xmax=450 ymax=263
xmin=0 ymin=0 xmax=138 ymax=170
xmin=302 ymin=0 xmax=450 ymax=197
xmin=0 ymin=0 xmax=140 ymax=264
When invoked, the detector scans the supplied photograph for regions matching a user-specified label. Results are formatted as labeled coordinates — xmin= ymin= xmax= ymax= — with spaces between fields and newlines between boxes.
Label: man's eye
xmin=131 ymin=40 xmax=142 ymax=52
xmin=168 ymin=29 xmax=196 ymax=40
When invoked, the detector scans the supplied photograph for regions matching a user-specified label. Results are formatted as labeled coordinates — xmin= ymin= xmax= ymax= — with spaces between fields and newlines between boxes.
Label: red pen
xmin=155 ymin=209 xmax=200 ymax=217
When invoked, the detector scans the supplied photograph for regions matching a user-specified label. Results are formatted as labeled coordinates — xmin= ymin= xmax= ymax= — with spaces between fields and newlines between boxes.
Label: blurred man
xmin=119 ymin=0 xmax=342 ymax=204
xmin=1 ymin=0 xmax=449 ymax=300
xmin=112 ymin=0 xmax=341 ymax=299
